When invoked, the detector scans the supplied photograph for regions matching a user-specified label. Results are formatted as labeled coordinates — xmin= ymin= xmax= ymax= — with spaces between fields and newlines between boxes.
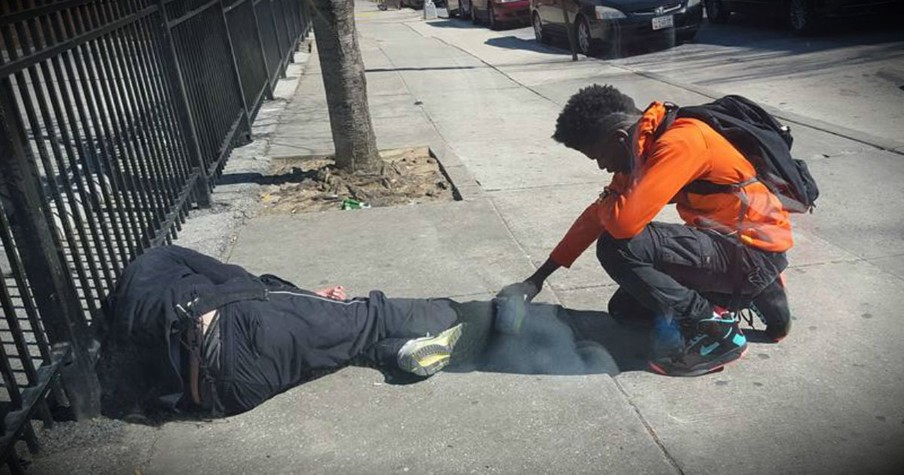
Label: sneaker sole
xmin=398 ymin=324 xmax=463 ymax=377
xmin=649 ymin=345 xmax=748 ymax=377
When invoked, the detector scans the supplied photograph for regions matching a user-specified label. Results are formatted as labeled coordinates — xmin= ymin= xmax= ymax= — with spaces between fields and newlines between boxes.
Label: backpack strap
xmin=649 ymin=104 xmax=759 ymax=197
xmin=683 ymin=176 xmax=759 ymax=196
xmin=651 ymin=102 xmax=680 ymax=148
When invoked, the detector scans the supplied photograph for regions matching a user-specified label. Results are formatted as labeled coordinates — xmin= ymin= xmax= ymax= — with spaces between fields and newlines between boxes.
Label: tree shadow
xmin=217 ymin=168 xmax=318 ymax=186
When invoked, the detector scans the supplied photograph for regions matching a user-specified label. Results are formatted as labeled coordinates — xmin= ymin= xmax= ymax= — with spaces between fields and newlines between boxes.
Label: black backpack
xmin=654 ymin=95 xmax=819 ymax=213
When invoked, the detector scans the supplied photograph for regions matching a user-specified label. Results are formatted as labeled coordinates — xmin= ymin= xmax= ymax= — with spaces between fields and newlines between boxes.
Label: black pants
xmin=210 ymin=290 xmax=459 ymax=415
xmin=597 ymin=222 xmax=787 ymax=325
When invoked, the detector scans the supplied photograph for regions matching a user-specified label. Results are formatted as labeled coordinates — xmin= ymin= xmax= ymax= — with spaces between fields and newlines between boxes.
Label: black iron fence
xmin=0 ymin=0 xmax=311 ymax=471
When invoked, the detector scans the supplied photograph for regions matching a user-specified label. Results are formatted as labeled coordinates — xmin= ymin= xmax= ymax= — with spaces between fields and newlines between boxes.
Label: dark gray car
xmin=705 ymin=0 xmax=902 ymax=35
xmin=530 ymin=0 xmax=703 ymax=56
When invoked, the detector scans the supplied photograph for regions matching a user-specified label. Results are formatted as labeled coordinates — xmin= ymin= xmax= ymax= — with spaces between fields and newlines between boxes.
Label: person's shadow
xmin=385 ymin=300 xmax=653 ymax=386
xmin=462 ymin=301 xmax=650 ymax=376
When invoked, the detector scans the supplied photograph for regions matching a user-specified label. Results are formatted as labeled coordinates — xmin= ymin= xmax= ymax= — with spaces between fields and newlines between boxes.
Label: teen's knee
xmin=596 ymin=228 xmax=656 ymax=272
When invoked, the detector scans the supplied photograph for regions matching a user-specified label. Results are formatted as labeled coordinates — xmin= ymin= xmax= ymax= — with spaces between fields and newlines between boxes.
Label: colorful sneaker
xmin=397 ymin=324 xmax=463 ymax=377
xmin=649 ymin=312 xmax=748 ymax=377
xmin=750 ymin=275 xmax=791 ymax=342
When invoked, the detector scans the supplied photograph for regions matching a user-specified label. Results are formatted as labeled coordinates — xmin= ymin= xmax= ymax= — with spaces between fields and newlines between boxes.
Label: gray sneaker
xmin=397 ymin=324 xmax=463 ymax=377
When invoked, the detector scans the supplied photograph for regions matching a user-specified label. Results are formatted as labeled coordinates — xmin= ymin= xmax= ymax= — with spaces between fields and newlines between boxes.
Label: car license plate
xmin=652 ymin=14 xmax=674 ymax=30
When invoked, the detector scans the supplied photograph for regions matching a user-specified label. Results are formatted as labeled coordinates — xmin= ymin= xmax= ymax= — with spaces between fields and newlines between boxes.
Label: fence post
xmin=219 ymin=0 xmax=253 ymax=144
xmin=268 ymin=0 xmax=288 ymax=78
xmin=0 ymin=79 xmax=101 ymax=419
xmin=280 ymin=0 xmax=296 ymax=62
xmin=155 ymin=0 xmax=212 ymax=208
xmin=251 ymin=0 xmax=275 ymax=100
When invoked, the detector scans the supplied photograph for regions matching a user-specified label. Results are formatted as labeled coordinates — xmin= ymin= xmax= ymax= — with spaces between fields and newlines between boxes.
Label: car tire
xmin=678 ymin=28 xmax=698 ymax=44
xmin=575 ymin=16 xmax=599 ymax=56
xmin=704 ymin=0 xmax=729 ymax=24
xmin=788 ymin=0 xmax=817 ymax=35
xmin=488 ymin=3 xmax=498 ymax=29
xmin=532 ymin=12 xmax=550 ymax=44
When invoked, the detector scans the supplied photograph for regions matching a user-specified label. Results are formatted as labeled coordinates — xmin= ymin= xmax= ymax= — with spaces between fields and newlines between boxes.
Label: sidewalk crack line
xmin=613 ymin=378 xmax=686 ymax=475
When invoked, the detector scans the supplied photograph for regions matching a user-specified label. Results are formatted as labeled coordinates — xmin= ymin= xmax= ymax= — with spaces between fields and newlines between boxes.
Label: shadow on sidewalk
xmin=442 ymin=301 xmax=651 ymax=379
xmin=695 ymin=12 xmax=904 ymax=49
xmin=482 ymin=34 xmax=691 ymax=61
xmin=484 ymin=36 xmax=566 ymax=56
xmin=428 ymin=19 xmax=522 ymax=31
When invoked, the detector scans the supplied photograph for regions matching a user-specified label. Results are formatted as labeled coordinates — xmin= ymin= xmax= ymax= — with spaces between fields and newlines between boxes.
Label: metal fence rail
xmin=0 ymin=0 xmax=310 ymax=471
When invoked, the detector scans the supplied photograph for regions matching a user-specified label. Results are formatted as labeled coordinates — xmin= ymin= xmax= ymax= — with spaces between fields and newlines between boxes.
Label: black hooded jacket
xmin=100 ymin=246 xmax=266 ymax=413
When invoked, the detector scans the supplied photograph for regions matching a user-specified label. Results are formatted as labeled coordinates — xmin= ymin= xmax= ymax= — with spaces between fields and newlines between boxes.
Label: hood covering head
xmin=632 ymin=101 xmax=668 ymax=162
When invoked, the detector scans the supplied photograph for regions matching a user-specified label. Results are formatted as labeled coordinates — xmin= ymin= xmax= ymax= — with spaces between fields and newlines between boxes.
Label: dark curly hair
xmin=553 ymin=84 xmax=641 ymax=150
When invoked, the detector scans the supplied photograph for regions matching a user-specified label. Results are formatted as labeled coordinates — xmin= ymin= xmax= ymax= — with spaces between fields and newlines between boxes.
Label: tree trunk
xmin=310 ymin=0 xmax=381 ymax=172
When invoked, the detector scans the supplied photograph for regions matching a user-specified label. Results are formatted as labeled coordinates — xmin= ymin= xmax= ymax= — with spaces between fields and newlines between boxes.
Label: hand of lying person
xmin=315 ymin=285 xmax=346 ymax=300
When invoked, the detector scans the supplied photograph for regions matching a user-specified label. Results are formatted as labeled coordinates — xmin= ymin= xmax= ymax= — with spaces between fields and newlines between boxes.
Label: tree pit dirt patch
xmin=260 ymin=147 xmax=457 ymax=214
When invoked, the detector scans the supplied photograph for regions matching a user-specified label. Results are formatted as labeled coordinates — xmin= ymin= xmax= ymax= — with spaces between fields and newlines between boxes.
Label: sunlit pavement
xmin=31 ymin=2 xmax=904 ymax=473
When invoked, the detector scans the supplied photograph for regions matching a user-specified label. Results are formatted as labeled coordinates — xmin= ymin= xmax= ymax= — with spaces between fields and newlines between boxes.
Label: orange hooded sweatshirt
xmin=549 ymin=102 xmax=793 ymax=268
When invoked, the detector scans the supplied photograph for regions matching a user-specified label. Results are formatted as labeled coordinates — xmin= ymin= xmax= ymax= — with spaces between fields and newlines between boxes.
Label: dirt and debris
xmin=259 ymin=147 xmax=455 ymax=214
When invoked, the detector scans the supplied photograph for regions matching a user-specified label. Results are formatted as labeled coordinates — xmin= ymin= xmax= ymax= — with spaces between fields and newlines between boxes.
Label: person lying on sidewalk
xmin=500 ymin=84 xmax=793 ymax=377
xmin=98 ymin=245 xmax=483 ymax=417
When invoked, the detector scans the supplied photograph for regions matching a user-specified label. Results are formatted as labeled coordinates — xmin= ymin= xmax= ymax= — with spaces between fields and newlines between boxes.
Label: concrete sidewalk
xmin=215 ymin=4 xmax=904 ymax=472
xmin=31 ymin=1 xmax=904 ymax=473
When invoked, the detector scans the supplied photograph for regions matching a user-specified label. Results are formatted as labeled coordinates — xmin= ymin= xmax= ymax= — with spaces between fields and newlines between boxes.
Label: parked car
xmin=530 ymin=0 xmax=704 ymax=56
xmin=471 ymin=0 xmax=532 ymax=29
xmin=704 ymin=0 xmax=902 ymax=35
xmin=447 ymin=0 xmax=474 ymax=18
xmin=400 ymin=0 xmax=425 ymax=9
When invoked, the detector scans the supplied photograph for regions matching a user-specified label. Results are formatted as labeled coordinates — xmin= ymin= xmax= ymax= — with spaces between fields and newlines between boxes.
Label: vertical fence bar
xmin=99 ymin=2 xmax=181 ymax=232
xmin=226 ymin=0 xmax=270 ymax=116
xmin=0 ymin=267 xmax=42 ymax=454
xmin=250 ymin=0 xmax=274 ymax=100
xmin=125 ymin=8 xmax=195 ymax=239
xmin=132 ymin=12 xmax=194 ymax=186
xmin=155 ymin=0 xmax=211 ymax=207
xmin=40 ymin=6 xmax=120 ymax=290
xmin=267 ymin=0 xmax=287 ymax=78
xmin=92 ymin=3 xmax=174 ymax=229
xmin=218 ymin=0 xmax=252 ymax=144
xmin=69 ymin=6 xmax=149 ymax=254
xmin=0 ymin=212 xmax=53 ymax=363
xmin=0 ymin=79 xmax=101 ymax=419
xmin=47 ymin=9 xmax=131 ymax=273
xmin=4 ymin=17 xmax=103 ymax=317
xmin=279 ymin=0 xmax=295 ymax=64
xmin=77 ymin=6 xmax=161 ymax=247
